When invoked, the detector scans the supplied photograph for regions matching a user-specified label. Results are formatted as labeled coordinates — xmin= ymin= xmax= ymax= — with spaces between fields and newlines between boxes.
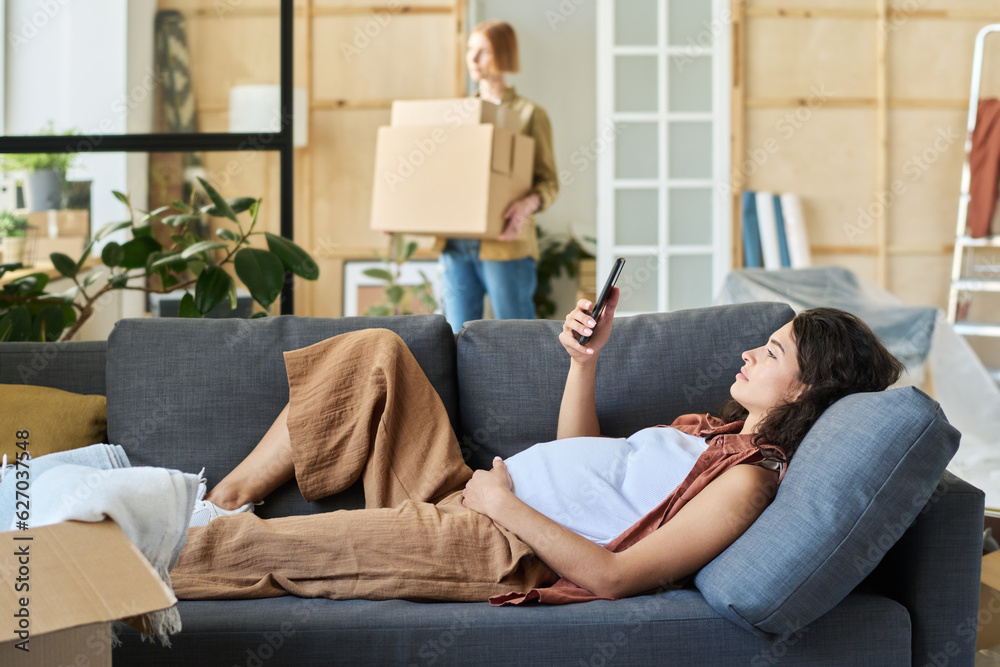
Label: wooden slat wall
xmin=732 ymin=0 xmax=1000 ymax=309
xmin=156 ymin=0 xmax=464 ymax=316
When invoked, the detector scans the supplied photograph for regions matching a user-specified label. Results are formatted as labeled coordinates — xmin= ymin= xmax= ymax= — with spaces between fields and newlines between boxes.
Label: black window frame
xmin=0 ymin=0 xmax=297 ymax=313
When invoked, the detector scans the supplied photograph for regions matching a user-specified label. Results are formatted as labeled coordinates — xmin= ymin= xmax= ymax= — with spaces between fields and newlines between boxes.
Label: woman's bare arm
xmin=463 ymin=460 xmax=777 ymax=599
xmin=556 ymin=289 xmax=619 ymax=439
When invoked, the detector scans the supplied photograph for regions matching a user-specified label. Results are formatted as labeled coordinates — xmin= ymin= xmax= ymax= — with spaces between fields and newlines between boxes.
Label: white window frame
xmin=597 ymin=0 xmax=732 ymax=315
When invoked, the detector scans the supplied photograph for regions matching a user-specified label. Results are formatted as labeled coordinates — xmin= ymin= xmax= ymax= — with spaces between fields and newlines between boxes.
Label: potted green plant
xmin=363 ymin=234 xmax=437 ymax=316
xmin=534 ymin=227 xmax=596 ymax=319
xmin=0 ymin=210 xmax=31 ymax=266
xmin=1 ymin=122 xmax=79 ymax=211
xmin=0 ymin=178 xmax=320 ymax=342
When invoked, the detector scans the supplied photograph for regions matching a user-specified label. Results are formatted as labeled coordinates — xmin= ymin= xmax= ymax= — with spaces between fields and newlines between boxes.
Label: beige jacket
xmin=433 ymin=87 xmax=560 ymax=261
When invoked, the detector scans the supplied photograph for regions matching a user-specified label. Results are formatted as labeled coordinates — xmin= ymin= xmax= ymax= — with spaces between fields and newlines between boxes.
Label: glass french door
xmin=597 ymin=0 xmax=731 ymax=314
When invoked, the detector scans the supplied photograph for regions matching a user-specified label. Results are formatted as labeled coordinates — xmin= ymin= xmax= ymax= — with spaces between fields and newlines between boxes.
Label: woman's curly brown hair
xmin=720 ymin=307 xmax=905 ymax=462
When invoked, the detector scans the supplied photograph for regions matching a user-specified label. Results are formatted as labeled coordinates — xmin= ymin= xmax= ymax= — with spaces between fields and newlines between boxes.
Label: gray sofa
xmin=0 ymin=302 xmax=984 ymax=666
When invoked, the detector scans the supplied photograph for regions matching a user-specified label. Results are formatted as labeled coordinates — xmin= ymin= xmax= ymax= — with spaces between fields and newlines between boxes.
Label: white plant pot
xmin=22 ymin=169 xmax=63 ymax=211
xmin=2 ymin=236 xmax=27 ymax=265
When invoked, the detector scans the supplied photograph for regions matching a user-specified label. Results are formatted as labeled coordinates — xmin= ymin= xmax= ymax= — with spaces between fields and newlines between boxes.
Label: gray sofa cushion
xmin=455 ymin=302 xmax=795 ymax=469
xmin=114 ymin=591 xmax=909 ymax=666
xmin=0 ymin=340 xmax=106 ymax=395
xmin=696 ymin=386 xmax=960 ymax=639
xmin=106 ymin=315 xmax=457 ymax=517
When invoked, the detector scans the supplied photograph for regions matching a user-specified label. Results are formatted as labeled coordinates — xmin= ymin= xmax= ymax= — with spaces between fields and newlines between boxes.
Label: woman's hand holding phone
xmin=559 ymin=287 xmax=620 ymax=363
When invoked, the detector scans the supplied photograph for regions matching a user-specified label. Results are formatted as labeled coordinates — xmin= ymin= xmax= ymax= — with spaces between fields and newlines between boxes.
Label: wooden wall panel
xmin=312 ymin=15 xmax=456 ymax=102
xmin=746 ymin=19 xmax=876 ymax=100
xmin=889 ymin=254 xmax=952 ymax=307
xmin=885 ymin=109 xmax=966 ymax=247
xmin=745 ymin=108 xmax=877 ymax=251
xmin=888 ymin=20 xmax=996 ymax=100
xmin=737 ymin=0 xmax=1000 ymax=313
xmin=310 ymin=108 xmax=391 ymax=251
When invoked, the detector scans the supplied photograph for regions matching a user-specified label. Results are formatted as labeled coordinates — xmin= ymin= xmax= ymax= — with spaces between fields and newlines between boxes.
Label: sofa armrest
xmin=865 ymin=470 xmax=983 ymax=667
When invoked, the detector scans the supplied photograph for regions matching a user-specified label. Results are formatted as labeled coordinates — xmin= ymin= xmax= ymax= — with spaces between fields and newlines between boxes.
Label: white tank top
xmin=502 ymin=427 xmax=709 ymax=546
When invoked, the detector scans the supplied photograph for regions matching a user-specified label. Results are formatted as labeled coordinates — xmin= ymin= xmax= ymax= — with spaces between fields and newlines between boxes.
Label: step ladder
xmin=948 ymin=23 xmax=1000 ymax=385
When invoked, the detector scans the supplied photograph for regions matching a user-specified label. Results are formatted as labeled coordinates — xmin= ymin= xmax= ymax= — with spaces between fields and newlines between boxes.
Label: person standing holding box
xmin=436 ymin=20 xmax=560 ymax=333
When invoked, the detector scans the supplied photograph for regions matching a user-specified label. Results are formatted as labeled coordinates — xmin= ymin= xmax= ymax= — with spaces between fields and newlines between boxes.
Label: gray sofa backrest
xmin=456 ymin=302 xmax=794 ymax=470
xmin=105 ymin=314 xmax=458 ymax=518
xmin=0 ymin=341 xmax=107 ymax=395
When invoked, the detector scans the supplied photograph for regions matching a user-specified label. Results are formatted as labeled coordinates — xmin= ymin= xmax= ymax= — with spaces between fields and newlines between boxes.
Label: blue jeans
xmin=439 ymin=239 xmax=537 ymax=333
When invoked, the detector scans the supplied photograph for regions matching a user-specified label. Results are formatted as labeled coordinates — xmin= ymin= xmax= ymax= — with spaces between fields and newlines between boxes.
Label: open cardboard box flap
xmin=0 ymin=518 xmax=175 ymax=643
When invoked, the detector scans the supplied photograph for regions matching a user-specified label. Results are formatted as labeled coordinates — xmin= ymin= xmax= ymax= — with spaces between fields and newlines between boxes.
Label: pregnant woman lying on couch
xmin=170 ymin=289 xmax=903 ymax=605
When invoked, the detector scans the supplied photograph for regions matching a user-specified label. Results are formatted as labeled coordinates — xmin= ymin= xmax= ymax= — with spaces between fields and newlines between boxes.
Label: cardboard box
xmin=26 ymin=210 xmax=90 ymax=238
xmin=390 ymin=98 xmax=521 ymax=133
xmin=370 ymin=123 xmax=534 ymax=239
xmin=26 ymin=236 xmax=89 ymax=266
xmin=0 ymin=519 xmax=176 ymax=666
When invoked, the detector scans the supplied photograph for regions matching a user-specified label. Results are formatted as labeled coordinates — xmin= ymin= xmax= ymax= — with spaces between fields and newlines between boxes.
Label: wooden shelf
xmin=0 ymin=257 xmax=101 ymax=287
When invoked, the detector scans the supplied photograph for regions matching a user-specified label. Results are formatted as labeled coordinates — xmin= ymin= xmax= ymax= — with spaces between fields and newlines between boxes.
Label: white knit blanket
xmin=1 ymin=444 xmax=199 ymax=646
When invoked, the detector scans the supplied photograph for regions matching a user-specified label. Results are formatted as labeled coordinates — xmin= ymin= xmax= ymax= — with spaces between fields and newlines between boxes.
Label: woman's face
xmin=466 ymin=31 xmax=496 ymax=82
xmin=731 ymin=321 xmax=807 ymax=416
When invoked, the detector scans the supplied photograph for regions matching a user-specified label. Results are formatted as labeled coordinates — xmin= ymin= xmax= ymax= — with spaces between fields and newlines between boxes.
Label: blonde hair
xmin=471 ymin=20 xmax=520 ymax=73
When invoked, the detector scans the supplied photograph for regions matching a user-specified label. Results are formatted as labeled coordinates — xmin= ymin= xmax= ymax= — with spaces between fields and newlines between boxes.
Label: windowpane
xmin=668 ymin=122 xmax=712 ymax=179
xmin=668 ymin=255 xmax=713 ymax=311
xmin=669 ymin=56 xmax=713 ymax=113
xmin=615 ymin=57 xmax=659 ymax=113
xmin=616 ymin=189 xmax=659 ymax=245
xmin=3 ymin=1 xmax=281 ymax=137
xmin=618 ymin=255 xmax=660 ymax=313
xmin=615 ymin=0 xmax=658 ymax=46
xmin=668 ymin=0 xmax=715 ymax=47
xmin=668 ymin=189 xmax=713 ymax=245
xmin=616 ymin=123 xmax=659 ymax=179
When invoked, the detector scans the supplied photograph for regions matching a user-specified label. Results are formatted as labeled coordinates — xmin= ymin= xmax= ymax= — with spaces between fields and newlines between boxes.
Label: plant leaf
xmin=33 ymin=305 xmax=65 ymax=342
xmin=404 ymin=241 xmax=418 ymax=261
xmin=163 ymin=214 xmax=202 ymax=228
xmin=362 ymin=268 xmax=393 ymax=282
xmin=148 ymin=251 xmax=188 ymax=272
xmin=193 ymin=266 xmax=233 ymax=315
xmin=81 ymin=272 xmax=101 ymax=288
xmin=364 ymin=304 xmax=392 ymax=317
xmin=101 ymin=242 xmax=124 ymax=268
xmin=172 ymin=200 xmax=192 ymax=214
xmin=132 ymin=225 xmax=154 ymax=238
xmin=234 ymin=248 xmax=284 ymax=311
xmin=4 ymin=273 xmax=49 ymax=296
xmin=112 ymin=190 xmax=130 ymax=207
xmin=142 ymin=205 xmax=171 ymax=221
xmin=178 ymin=292 xmax=203 ymax=318
xmin=386 ymin=285 xmax=405 ymax=304
xmin=180 ymin=241 xmax=228 ymax=260
xmin=61 ymin=303 xmax=77 ymax=328
xmin=49 ymin=252 xmax=77 ymax=278
xmin=197 ymin=178 xmax=238 ymax=223
xmin=263 ymin=232 xmax=319 ymax=280
xmin=119 ymin=236 xmax=162 ymax=270
xmin=250 ymin=312 xmax=268 ymax=319
xmin=202 ymin=197 xmax=257 ymax=216
xmin=93 ymin=220 xmax=132 ymax=242
xmin=216 ymin=228 xmax=240 ymax=242
xmin=0 ymin=307 xmax=31 ymax=342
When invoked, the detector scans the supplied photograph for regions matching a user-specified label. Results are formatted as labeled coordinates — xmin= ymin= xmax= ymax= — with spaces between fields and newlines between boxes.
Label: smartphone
xmin=577 ymin=257 xmax=626 ymax=345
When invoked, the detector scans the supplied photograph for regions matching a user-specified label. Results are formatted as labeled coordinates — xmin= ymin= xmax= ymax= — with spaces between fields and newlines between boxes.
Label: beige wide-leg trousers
xmin=170 ymin=329 xmax=556 ymax=602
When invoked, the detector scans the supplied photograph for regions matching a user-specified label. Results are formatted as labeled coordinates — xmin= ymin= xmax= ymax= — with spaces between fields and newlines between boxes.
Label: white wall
xmin=472 ymin=0 xmax=598 ymax=245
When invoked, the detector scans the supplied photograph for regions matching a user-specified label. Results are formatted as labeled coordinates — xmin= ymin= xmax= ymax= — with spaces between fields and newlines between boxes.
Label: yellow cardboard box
xmin=0 ymin=519 xmax=175 ymax=666
xmin=370 ymin=98 xmax=534 ymax=239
